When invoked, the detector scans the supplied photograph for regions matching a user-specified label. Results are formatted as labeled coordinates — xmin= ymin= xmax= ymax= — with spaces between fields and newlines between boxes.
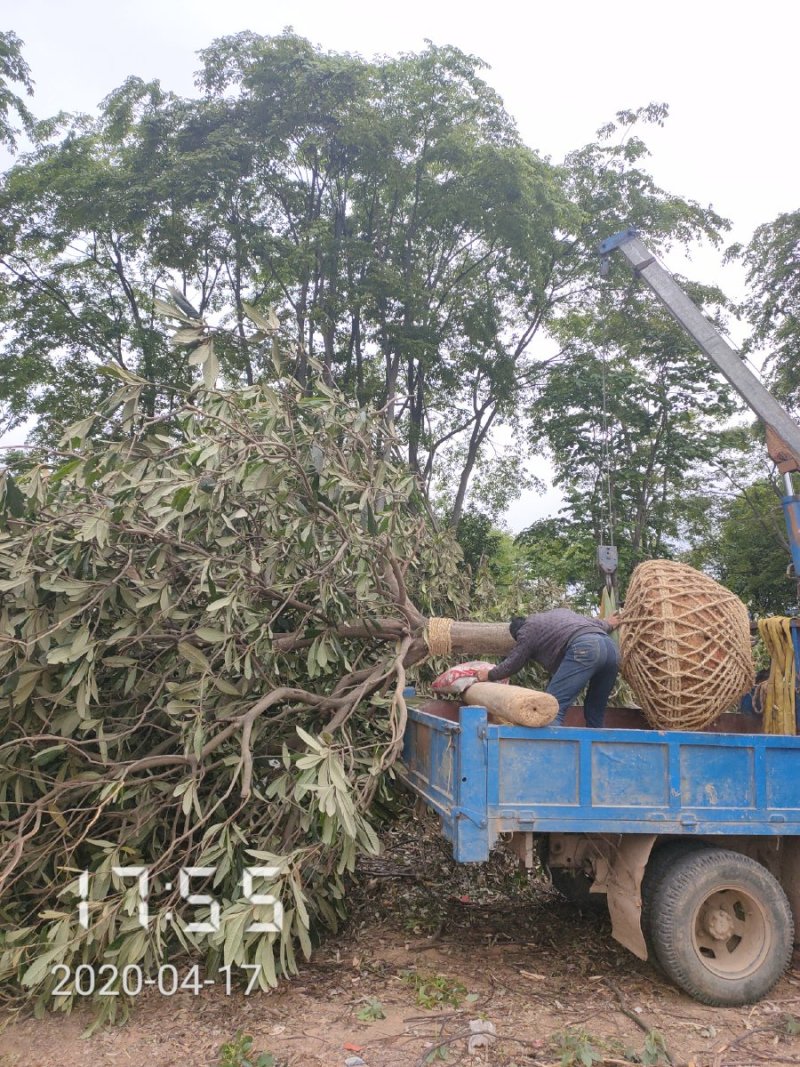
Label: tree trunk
xmin=273 ymin=617 xmax=514 ymax=657
xmin=445 ymin=620 xmax=513 ymax=657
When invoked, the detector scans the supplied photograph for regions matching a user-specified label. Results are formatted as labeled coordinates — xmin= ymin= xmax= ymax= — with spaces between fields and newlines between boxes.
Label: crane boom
xmin=599 ymin=229 xmax=800 ymax=467
xmin=599 ymin=227 xmax=800 ymax=579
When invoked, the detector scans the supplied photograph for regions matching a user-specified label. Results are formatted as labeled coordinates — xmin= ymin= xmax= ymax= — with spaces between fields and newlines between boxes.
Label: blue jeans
xmin=549 ymin=633 xmax=619 ymax=728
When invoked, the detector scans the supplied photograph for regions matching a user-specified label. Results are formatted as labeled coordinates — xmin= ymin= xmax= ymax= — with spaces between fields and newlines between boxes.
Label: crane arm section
xmin=599 ymin=229 xmax=800 ymax=469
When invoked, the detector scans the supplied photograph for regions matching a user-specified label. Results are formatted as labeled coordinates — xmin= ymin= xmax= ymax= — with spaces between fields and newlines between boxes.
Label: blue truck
xmin=401 ymin=232 xmax=800 ymax=1008
xmin=400 ymin=697 xmax=800 ymax=1007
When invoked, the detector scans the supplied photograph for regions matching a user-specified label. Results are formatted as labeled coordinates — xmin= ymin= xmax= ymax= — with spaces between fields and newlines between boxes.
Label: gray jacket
xmin=487 ymin=609 xmax=613 ymax=680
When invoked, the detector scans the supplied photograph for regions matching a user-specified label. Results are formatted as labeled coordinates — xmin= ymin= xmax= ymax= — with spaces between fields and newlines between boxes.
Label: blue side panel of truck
xmin=400 ymin=703 xmax=800 ymax=862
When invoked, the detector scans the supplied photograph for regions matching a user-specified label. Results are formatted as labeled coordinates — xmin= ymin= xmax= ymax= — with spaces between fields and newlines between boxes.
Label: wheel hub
xmin=703 ymin=906 xmax=735 ymax=941
xmin=692 ymin=885 xmax=770 ymax=979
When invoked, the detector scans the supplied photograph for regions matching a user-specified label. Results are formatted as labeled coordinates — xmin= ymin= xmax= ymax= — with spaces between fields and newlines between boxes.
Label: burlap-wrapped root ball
xmin=620 ymin=560 xmax=755 ymax=730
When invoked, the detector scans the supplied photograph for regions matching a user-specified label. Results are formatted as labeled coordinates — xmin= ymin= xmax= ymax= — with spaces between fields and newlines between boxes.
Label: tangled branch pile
xmin=0 ymin=321 xmax=475 ymax=1020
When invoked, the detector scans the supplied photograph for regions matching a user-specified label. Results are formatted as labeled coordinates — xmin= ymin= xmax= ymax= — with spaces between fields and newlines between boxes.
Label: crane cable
xmin=598 ymin=348 xmax=619 ymax=631
xmin=599 ymin=347 xmax=616 ymax=551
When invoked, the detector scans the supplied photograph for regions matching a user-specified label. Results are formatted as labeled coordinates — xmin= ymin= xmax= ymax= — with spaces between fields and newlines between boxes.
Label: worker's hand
xmin=605 ymin=613 xmax=622 ymax=630
xmin=471 ymin=666 xmax=491 ymax=683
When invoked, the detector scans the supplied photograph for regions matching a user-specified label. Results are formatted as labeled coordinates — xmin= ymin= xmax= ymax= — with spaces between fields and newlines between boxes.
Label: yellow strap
xmin=758 ymin=617 xmax=797 ymax=735
xmin=600 ymin=585 xmax=619 ymax=646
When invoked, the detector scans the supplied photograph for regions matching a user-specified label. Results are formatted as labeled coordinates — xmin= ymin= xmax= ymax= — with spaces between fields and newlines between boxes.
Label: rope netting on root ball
xmin=620 ymin=560 xmax=755 ymax=731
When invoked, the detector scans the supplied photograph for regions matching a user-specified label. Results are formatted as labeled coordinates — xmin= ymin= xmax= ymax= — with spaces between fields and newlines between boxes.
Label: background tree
xmin=730 ymin=210 xmax=800 ymax=410
xmin=0 ymin=77 xmax=192 ymax=435
xmin=0 ymin=33 xmax=571 ymax=528
xmin=716 ymin=480 xmax=797 ymax=615
xmin=0 ymin=38 xmax=740 ymax=535
xmin=685 ymin=477 xmax=798 ymax=617
xmin=514 ymin=516 xmax=598 ymax=605
xmin=0 ymin=30 xmax=34 ymax=152
xmin=523 ymin=107 xmax=740 ymax=589
xmin=454 ymin=507 xmax=557 ymax=607
xmin=705 ymin=208 xmax=800 ymax=612
xmin=533 ymin=291 xmax=738 ymax=586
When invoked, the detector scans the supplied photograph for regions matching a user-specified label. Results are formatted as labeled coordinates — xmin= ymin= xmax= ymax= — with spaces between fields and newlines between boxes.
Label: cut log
xmin=462 ymin=681 xmax=557 ymax=728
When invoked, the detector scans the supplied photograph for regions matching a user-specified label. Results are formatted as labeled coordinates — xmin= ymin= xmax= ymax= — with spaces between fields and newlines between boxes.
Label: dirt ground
xmin=3 ymin=812 xmax=800 ymax=1067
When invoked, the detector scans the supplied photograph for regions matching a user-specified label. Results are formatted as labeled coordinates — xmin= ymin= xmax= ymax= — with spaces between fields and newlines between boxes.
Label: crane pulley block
xmin=597 ymin=545 xmax=618 ymax=577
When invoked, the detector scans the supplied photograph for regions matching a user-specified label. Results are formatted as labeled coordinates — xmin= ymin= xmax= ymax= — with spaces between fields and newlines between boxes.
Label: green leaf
xmin=241 ymin=301 xmax=280 ymax=333
xmin=295 ymin=726 xmax=323 ymax=752
xmin=46 ymin=627 xmax=91 ymax=664
xmin=172 ymin=485 xmax=193 ymax=511
xmin=12 ymin=668 xmax=42 ymax=705
xmin=206 ymin=594 xmax=234 ymax=613
xmin=195 ymin=627 xmax=227 ymax=642
xmin=21 ymin=947 xmax=64 ymax=988
xmin=181 ymin=781 xmax=196 ymax=816
xmin=171 ymin=327 xmax=204 ymax=346
xmin=48 ymin=458 xmax=82 ymax=485
xmin=178 ymin=641 xmax=211 ymax=672
xmin=154 ymin=297 xmax=191 ymax=320
xmin=187 ymin=338 xmax=219 ymax=387
xmin=32 ymin=744 xmax=66 ymax=763
xmin=188 ymin=339 xmax=213 ymax=366
xmin=257 ymin=937 xmax=277 ymax=987
xmin=295 ymin=754 xmax=323 ymax=770
xmin=203 ymin=344 xmax=220 ymax=388
xmin=1 ymin=472 xmax=26 ymax=517
xmin=59 ymin=415 xmax=95 ymax=447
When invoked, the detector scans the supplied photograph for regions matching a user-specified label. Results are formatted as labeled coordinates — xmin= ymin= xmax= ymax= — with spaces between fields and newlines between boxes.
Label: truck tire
xmin=649 ymin=847 xmax=793 ymax=1005
xmin=641 ymin=839 xmax=707 ymax=965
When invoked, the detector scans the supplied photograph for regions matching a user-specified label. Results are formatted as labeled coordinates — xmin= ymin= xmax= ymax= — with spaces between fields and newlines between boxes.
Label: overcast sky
xmin=4 ymin=0 xmax=800 ymax=527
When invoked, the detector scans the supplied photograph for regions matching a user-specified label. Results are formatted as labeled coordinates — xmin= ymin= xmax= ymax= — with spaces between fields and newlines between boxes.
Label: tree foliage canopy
xmin=0 ymin=303 xmax=473 ymax=1020
xmin=0 ymin=34 xmax=743 ymax=535
xmin=731 ymin=211 xmax=800 ymax=410
xmin=685 ymin=476 xmax=797 ymax=617
xmin=0 ymin=33 xmax=574 ymax=526
xmin=0 ymin=30 xmax=34 ymax=151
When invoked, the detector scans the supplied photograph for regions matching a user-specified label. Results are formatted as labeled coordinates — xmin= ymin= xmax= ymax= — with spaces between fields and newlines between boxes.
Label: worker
xmin=472 ymin=608 xmax=622 ymax=727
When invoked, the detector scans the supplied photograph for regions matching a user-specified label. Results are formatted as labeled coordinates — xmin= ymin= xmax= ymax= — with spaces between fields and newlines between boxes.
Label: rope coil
xmin=425 ymin=617 xmax=453 ymax=658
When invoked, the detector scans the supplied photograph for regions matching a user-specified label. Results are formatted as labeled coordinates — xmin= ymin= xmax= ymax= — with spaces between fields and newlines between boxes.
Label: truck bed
xmin=400 ymin=699 xmax=800 ymax=862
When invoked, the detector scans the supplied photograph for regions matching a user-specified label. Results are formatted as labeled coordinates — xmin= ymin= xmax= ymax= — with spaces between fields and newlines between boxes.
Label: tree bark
xmin=445 ymin=620 xmax=513 ymax=656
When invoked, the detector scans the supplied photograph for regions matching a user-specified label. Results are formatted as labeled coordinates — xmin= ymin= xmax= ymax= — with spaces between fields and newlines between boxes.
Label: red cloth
xmin=432 ymin=661 xmax=509 ymax=695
